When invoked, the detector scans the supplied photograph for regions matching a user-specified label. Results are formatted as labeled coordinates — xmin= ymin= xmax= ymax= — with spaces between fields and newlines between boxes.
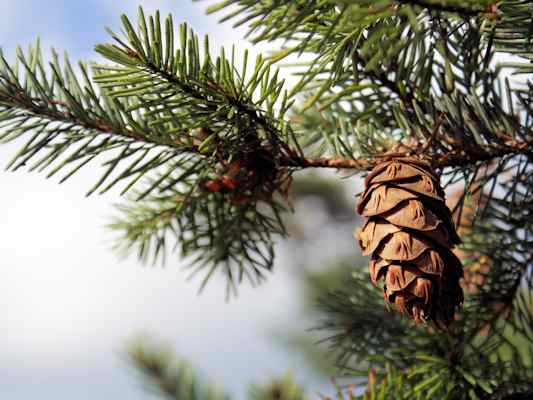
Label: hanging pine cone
xmin=356 ymin=156 xmax=463 ymax=327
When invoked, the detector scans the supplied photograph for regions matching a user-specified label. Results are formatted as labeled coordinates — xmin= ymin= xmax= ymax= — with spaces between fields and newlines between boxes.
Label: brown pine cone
xmin=356 ymin=157 xmax=463 ymax=328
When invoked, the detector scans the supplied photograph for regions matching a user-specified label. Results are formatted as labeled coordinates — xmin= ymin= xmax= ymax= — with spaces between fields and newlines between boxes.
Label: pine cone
xmin=356 ymin=157 xmax=463 ymax=327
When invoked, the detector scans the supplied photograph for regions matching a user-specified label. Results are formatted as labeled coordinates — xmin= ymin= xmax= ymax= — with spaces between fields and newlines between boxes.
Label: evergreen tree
xmin=1 ymin=1 xmax=532 ymax=399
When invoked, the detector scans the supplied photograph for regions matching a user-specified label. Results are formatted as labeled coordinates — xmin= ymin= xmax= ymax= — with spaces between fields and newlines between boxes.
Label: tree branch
xmin=140 ymin=61 xmax=296 ymax=158
xmin=0 ymin=84 xmax=200 ymax=154
xmin=283 ymin=138 xmax=533 ymax=171
xmin=397 ymin=0 xmax=491 ymax=17
xmin=3 ymin=84 xmax=531 ymax=174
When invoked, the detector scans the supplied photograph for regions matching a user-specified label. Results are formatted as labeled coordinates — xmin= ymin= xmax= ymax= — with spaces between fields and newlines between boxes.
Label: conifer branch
xmin=127 ymin=339 xmax=229 ymax=400
xmin=0 ymin=80 xmax=197 ymax=152
xmin=4 ymin=78 xmax=531 ymax=175
xmin=397 ymin=0 xmax=493 ymax=16
xmin=282 ymin=137 xmax=533 ymax=171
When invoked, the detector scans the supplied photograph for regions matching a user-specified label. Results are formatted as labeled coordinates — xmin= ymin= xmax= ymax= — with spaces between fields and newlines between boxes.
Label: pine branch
xmin=3 ymin=5 xmax=529 ymax=184
xmin=249 ymin=374 xmax=307 ymax=400
xmin=459 ymin=157 xmax=533 ymax=339
xmin=0 ymin=76 xmax=194 ymax=150
xmin=0 ymin=44 xmax=199 ymax=196
xmin=284 ymin=137 xmax=533 ymax=170
xmin=206 ymin=0 xmax=533 ymax=173
xmin=127 ymin=339 xmax=229 ymax=400
xmin=396 ymin=0 xmax=493 ymax=16
xmin=0 ymin=8 xmax=304 ymax=292
xmin=481 ymin=0 xmax=533 ymax=64
xmin=3 ymin=71 xmax=530 ymax=175
xmin=0 ymin=8 xmax=298 ymax=197
xmin=109 ymin=174 xmax=289 ymax=295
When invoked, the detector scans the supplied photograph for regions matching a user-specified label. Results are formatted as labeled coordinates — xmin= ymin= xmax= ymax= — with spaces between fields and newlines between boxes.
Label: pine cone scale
xmin=364 ymin=157 xmax=439 ymax=185
xmin=380 ymin=199 xmax=441 ymax=231
xmin=358 ymin=186 xmax=419 ymax=216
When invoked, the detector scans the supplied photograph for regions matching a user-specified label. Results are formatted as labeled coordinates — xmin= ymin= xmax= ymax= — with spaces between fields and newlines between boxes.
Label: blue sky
xmin=0 ymin=1 xmax=329 ymax=399
xmin=0 ymin=1 xmax=243 ymax=59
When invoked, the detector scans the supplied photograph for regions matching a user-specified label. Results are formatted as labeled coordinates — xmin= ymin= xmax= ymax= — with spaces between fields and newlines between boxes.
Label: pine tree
xmin=1 ymin=1 xmax=533 ymax=399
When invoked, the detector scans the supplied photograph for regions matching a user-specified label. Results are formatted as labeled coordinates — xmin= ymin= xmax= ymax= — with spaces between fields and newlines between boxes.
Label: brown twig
xmin=397 ymin=0 xmax=491 ymax=17
xmin=280 ymin=138 xmax=533 ymax=171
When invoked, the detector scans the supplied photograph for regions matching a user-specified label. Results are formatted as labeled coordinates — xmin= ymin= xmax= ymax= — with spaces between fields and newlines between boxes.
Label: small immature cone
xmin=356 ymin=157 xmax=463 ymax=327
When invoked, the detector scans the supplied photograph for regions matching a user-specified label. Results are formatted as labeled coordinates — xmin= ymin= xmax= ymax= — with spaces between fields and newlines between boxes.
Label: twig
xmin=397 ymin=0 xmax=490 ymax=17
xmin=281 ymin=139 xmax=533 ymax=171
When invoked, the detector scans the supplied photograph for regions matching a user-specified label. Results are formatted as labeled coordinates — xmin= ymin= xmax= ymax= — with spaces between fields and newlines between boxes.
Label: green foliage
xmin=128 ymin=339 xmax=229 ymax=400
xmin=0 ymin=42 xmax=162 ymax=191
xmin=482 ymin=0 xmax=533 ymax=68
xmin=109 ymin=173 xmax=287 ymax=295
xmin=204 ymin=0 xmax=530 ymax=165
xmin=96 ymin=9 xmax=300 ymax=293
xmin=128 ymin=338 xmax=310 ymax=400
xmin=2 ymin=2 xmax=532 ymax=293
xmin=249 ymin=374 xmax=308 ymax=400
xmin=0 ymin=7 xmax=300 ymax=293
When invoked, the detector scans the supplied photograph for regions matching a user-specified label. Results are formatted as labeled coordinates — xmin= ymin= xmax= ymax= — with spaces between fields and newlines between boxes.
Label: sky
xmin=0 ymin=1 xmax=332 ymax=399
